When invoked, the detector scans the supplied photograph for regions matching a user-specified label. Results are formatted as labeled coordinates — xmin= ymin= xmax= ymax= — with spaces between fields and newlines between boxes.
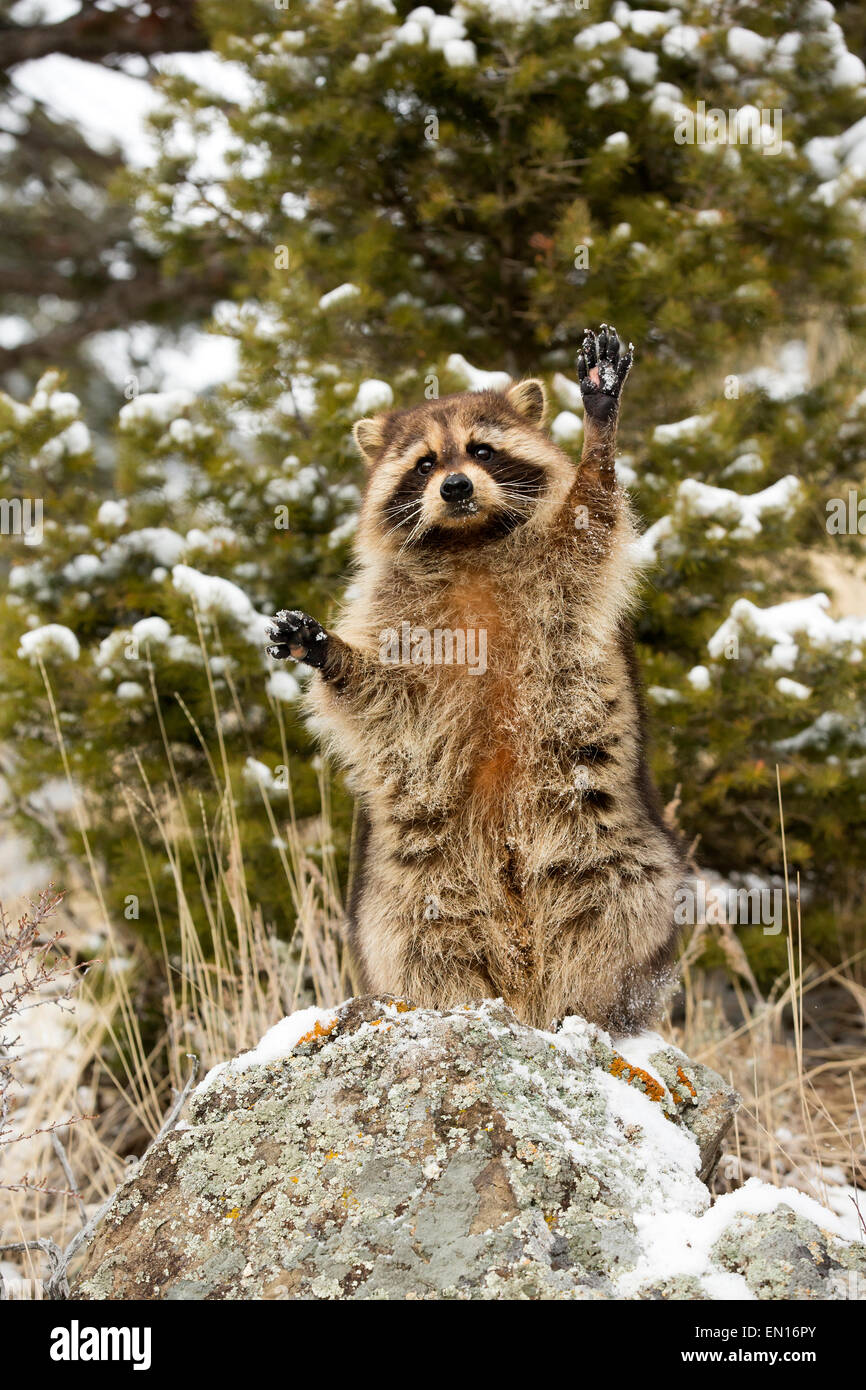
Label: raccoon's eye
xmin=415 ymin=455 xmax=436 ymax=474
xmin=469 ymin=443 xmax=494 ymax=462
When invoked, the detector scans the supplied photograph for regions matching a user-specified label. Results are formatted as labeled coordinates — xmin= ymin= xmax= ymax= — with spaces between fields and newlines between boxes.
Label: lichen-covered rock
xmin=71 ymin=996 xmax=865 ymax=1300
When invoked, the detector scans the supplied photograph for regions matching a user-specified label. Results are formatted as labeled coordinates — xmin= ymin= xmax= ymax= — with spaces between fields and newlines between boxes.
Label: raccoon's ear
xmin=353 ymin=415 xmax=387 ymax=465
xmin=505 ymin=378 xmax=547 ymax=427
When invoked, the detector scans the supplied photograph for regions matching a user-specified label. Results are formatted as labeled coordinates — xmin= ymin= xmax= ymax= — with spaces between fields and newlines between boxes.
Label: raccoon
xmin=267 ymin=326 xmax=684 ymax=1034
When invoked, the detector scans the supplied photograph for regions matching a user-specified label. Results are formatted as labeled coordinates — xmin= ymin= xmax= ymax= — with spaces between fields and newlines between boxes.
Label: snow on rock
xmin=118 ymin=390 xmax=195 ymax=431
xmin=708 ymin=593 xmax=866 ymax=670
xmin=18 ymin=624 xmax=80 ymax=664
xmin=446 ymin=353 xmax=511 ymax=392
xmin=171 ymin=564 xmax=272 ymax=646
xmin=72 ymin=997 xmax=865 ymax=1301
xmin=197 ymin=1005 xmax=339 ymax=1095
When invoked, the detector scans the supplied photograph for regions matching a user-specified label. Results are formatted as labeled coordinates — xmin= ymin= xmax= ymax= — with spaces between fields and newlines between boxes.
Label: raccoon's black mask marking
xmin=383 ymin=450 xmax=547 ymax=548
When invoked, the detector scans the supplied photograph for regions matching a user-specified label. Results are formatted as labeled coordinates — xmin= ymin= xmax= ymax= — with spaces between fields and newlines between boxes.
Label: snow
xmin=116 ymin=681 xmax=145 ymax=701
xmin=741 ymin=341 xmax=810 ymax=402
xmin=620 ymin=46 xmax=658 ymax=85
xmin=633 ymin=514 xmax=674 ymax=565
xmin=727 ymin=27 xmax=769 ymax=67
xmin=550 ymin=411 xmax=583 ymax=444
xmin=776 ymin=677 xmax=812 ymax=700
xmin=132 ymin=616 xmax=172 ymax=646
xmin=242 ymin=757 xmax=286 ymax=794
xmin=677 ymin=475 xmax=801 ymax=538
xmin=446 ymin=354 xmax=511 ymax=392
xmin=708 ymin=594 xmax=866 ymax=670
xmin=171 ymin=564 xmax=271 ymax=646
xmin=574 ymin=21 xmax=621 ymax=50
xmin=662 ymin=24 xmax=704 ymax=61
xmin=687 ymin=664 xmax=711 ymax=691
xmin=648 ymin=685 xmax=681 ymax=705
xmin=266 ymin=669 xmax=301 ymax=703
xmin=197 ymin=1005 xmax=340 ymax=1093
xmin=318 ymin=283 xmax=361 ymax=311
xmin=97 ymin=499 xmax=128 ymax=528
xmin=614 ymin=5 xmax=680 ymax=36
xmin=653 ymin=413 xmax=713 ymax=445
xmin=353 ymin=379 xmax=394 ymax=416
xmin=722 ymin=450 xmax=764 ymax=479
xmin=552 ymin=372 xmax=583 ymax=411
xmin=636 ymin=475 xmax=801 ymax=564
xmin=118 ymin=390 xmax=195 ymax=431
xmin=603 ymin=130 xmax=630 ymax=150
xmin=587 ymin=77 xmax=630 ymax=108
xmin=101 ymin=527 xmax=187 ymax=574
xmin=18 ymin=623 xmax=80 ymax=663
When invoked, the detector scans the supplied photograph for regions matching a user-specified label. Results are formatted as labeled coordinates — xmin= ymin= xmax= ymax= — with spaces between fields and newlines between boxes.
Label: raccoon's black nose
xmin=440 ymin=473 xmax=474 ymax=501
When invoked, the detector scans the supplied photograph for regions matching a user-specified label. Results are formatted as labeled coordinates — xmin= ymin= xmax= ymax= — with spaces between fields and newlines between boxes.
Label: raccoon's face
xmin=354 ymin=381 xmax=575 ymax=555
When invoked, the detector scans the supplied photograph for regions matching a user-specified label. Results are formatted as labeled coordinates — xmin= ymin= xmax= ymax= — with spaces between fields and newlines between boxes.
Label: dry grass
xmin=1 ymin=616 xmax=864 ymax=1293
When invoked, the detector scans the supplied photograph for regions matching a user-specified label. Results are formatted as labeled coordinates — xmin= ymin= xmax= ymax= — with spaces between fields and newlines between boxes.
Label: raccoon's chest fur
xmin=309 ymin=529 xmax=682 ymax=1032
xmin=326 ymin=546 xmax=637 ymax=872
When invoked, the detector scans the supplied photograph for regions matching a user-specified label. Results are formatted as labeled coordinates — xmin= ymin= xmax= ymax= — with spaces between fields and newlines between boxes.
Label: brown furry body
xmin=271 ymin=334 xmax=684 ymax=1033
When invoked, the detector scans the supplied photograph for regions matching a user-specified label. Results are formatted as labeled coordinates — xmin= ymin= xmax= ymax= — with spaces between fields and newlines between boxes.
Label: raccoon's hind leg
xmin=577 ymin=324 xmax=634 ymax=487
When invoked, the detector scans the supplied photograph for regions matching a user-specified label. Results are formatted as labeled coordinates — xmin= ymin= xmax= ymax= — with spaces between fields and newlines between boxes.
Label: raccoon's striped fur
xmin=267 ymin=328 xmax=684 ymax=1033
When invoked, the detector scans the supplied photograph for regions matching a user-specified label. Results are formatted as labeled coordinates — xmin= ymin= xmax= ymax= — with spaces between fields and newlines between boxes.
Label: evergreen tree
xmin=2 ymin=0 xmax=865 ymax=979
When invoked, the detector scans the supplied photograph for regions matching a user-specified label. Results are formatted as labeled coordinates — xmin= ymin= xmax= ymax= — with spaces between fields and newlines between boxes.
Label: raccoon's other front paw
xmin=577 ymin=324 xmax=634 ymax=421
xmin=265 ymin=609 xmax=329 ymax=668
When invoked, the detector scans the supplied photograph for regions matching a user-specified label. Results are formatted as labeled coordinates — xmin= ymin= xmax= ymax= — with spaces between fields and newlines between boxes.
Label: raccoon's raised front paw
xmin=265 ymin=610 xmax=329 ymax=668
xmin=577 ymin=324 xmax=634 ymax=421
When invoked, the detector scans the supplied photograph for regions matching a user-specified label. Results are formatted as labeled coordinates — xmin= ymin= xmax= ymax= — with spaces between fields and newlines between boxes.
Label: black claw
xmin=265 ymin=609 xmax=328 ymax=668
xmin=577 ymin=322 xmax=635 ymax=412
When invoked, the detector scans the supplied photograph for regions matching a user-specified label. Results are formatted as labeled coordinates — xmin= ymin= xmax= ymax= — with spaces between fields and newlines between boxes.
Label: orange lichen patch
xmin=295 ymin=1018 xmax=339 ymax=1047
xmin=289 ymin=1176 xmax=299 ymax=1184
xmin=225 ymin=1208 xmax=240 ymax=1220
xmin=609 ymin=1053 xmax=666 ymax=1103
xmin=324 ymin=1151 xmax=340 ymax=1161
xmin=393 ymin=1000 xmax=414 ymax=1013
xmin=676 ymin=1066 xmax=697 ymax=1100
